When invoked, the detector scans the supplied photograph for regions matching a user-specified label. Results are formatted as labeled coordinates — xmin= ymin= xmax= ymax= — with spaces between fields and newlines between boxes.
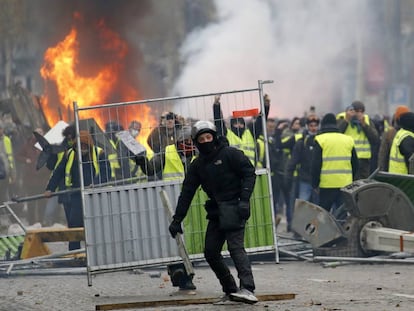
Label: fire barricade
xmin=73 ymin=81 xmax=278 ymax=285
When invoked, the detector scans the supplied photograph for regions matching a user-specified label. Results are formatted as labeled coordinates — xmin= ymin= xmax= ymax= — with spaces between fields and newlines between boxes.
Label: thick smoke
xmin=172 ymin=0 xmax=369 ymax=118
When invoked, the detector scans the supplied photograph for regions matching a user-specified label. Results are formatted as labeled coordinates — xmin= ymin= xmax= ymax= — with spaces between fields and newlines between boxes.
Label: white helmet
xmin=191 ymin=120 xmax=217 ymax=141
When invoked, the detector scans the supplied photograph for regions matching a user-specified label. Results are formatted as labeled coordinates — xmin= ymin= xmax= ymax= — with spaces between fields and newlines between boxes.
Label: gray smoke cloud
xmin=172 ymin=0 xmax=370 ymax=119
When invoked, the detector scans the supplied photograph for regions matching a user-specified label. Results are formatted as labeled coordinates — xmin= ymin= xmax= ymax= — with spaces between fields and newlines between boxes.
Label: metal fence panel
xmin=74 ymin=83 xmax=278 ymax=285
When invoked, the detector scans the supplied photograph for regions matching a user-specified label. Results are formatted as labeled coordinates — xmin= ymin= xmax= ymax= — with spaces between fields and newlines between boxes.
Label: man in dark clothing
xmin=45 ymin=130 xmax=111 ymax=250
xmin=311 ymin=113 xmax=358 ymax=215
xmin=168 ymin=120 xmax=258 ymax=304
xmin=286 ymin=114 xmax=320 ymax=204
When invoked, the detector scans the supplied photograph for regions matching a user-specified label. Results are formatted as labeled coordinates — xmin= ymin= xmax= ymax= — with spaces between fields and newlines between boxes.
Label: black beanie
xmin=399 ymin=112 xmax=414 ymax=132
xmin=321 ymin=113 xmax=337 ymax=128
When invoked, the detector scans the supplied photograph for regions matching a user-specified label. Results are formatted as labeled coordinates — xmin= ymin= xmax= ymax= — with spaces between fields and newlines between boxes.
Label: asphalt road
xmin=1 ymin=257 xmax=413 ymax=311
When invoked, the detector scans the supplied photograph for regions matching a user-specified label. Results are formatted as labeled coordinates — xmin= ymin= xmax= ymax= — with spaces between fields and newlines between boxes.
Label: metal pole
xmin=257 ymin=79 xmax=279 ymax=264
xmin=159 ymin=190 xmax=194 ymax=277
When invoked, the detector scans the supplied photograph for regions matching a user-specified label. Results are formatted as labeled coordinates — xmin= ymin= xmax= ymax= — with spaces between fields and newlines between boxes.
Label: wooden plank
xmin=95 ymin=293 xmax=296 ymax=310
xmin=20 ymin=228 xmax=85 ymax=259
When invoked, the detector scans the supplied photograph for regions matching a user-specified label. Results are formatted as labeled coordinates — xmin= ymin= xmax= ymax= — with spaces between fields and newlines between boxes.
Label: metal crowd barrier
xmin=73 ymin=81 xmax=279 ymax=285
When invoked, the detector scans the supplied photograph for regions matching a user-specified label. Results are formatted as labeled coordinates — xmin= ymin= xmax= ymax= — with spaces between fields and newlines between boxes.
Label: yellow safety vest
xmin=65 ymin=147 xmax=101 ymax=187
xmin=108 ymin=139 xmax=120 ymax=179
xmin=226 ymin=129 xmax=256 ymax=165
xmin=344 ymin=115 xmax=371 ymax=159
xmin=162 ymin=145 xmax=196 ymax=181
xmin=388 ymin=128 xmax=414 ymax=174
xmin=163 ymin=144 xmax=186 ymax=181
xmin=315 ymin=132 xmax=354 ymax=188
xmin=2 ymin=135 xmax=14 ymax=170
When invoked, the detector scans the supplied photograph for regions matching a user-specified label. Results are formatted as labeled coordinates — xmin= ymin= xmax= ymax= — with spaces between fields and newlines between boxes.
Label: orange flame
xmin=40 ymin=16 xmax=156 ymax=147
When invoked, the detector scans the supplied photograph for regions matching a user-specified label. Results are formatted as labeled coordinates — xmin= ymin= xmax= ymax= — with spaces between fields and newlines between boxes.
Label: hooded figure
xmin=229 ymin=117 xmax=246 ymax=138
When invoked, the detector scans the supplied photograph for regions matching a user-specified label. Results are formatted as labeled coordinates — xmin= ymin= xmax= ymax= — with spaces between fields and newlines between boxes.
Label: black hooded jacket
xmin=173 ymin=139 xmax=256 ymax=221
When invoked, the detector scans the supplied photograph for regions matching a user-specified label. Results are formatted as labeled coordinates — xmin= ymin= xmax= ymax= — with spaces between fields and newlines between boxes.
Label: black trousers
xmin=204 ymin=220 xmax=255 ymax=294
xmin=319 ymin=188 xmax=343 ymax=214
xmin=67 ymin=193 xmax=84 ymax=250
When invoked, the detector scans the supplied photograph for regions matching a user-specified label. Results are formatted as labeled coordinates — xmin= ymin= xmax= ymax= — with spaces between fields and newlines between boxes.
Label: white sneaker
xmin=230 ymin=288 xmax=258 ymax=304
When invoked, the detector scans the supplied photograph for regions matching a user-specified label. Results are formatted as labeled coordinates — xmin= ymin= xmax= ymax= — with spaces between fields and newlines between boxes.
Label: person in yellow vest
xmin=378 ymin=105 xmax=410 ymax=171
xmin=116 ymin=120 xmax=149 ymax=183
xmin=213 ymin=94 xmax=270 ymax=166
xmin=136 ymin=126 xmax=196 ymax=181
xmin=311 ymin=113 xmax=358 ymax=214
xmin=146 ymin=111 xmax=184 ymax=154
xmin=388 ymin=112 xmax=414 ymax=174
xmin=0 ymin=120 xmax=16 ymax=204
xmin=337 ymin=101 xmax=379 ymax=179
xmin=105 ymin=121 xmax=123 ymax=180
xmin=44 ymin=130 xmax=111 ymax=250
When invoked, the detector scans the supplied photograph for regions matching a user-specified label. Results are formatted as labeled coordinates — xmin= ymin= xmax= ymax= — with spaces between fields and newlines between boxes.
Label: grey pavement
xmin=1 ymin=258 xmax=413 ymax=311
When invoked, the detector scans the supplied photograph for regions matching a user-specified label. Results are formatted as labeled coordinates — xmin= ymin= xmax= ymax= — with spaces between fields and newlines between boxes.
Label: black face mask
xmin=196 ymin=141 xmax=216 ymax=155
xmin=231 ymin=126 xmax=245 ymax=138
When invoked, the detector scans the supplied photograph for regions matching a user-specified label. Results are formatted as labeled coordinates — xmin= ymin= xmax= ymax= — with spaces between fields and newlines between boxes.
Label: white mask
xmin=130 ymin=129 xmax=139 ymax=138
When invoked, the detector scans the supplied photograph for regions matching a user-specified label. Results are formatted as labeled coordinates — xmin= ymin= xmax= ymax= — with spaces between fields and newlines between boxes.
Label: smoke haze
xmin=172 ymin=0 xmax=368 ymax=118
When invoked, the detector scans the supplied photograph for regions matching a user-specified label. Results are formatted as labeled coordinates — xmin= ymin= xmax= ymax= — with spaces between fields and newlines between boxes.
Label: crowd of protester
xmin=1 ymin=97 xmax=413 ymax=241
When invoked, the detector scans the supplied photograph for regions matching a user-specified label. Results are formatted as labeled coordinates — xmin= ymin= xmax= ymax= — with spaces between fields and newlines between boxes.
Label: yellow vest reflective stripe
xmin=256 ymin=135 xmax=265 ymax=168
xmin=383 ymin=119 xmax=390 ymax=133
xmin=315 ymin=132 xmax=354 ymax=188
xmin=344 ymin=115 xmax=371 ymax=159
xmin=55 ymin=151 xmax=65 ymax=169
xmin=388 ymin=128 xmax=414 ymax=174
xmin=108 ymin=139 xmax=120 ymax=178
xmin=226 ymin=129 xmax=255 ymax=165
xmin=3 ymin=136 xmax=14 ymax=169
xmin=65 ymin=147 xmax=101 ymax=187
xmin=163 ymin=144 xmax=185 ymax=180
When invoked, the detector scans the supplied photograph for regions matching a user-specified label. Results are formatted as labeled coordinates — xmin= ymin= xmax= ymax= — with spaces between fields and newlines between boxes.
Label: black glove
xmin=238 ymin=201 xmax=250 ymax=220
xmin=135 ymin=154 xmax=146 ymax=166
xmin=168 ymin=218 xmax=183 ymax=238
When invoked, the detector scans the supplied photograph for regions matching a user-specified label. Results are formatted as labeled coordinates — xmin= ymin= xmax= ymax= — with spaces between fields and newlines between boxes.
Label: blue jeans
xmin=298 ymin=181 xmax=319 ymax=204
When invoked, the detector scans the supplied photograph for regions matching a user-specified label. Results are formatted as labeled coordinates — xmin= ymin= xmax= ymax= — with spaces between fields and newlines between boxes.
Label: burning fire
xmin=40 ymin=14 xmax=156 ymax=146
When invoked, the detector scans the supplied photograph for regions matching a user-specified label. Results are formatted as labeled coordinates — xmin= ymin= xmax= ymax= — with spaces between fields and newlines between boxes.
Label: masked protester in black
xmin=168 ymin=120 xmax=258 ymax=304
